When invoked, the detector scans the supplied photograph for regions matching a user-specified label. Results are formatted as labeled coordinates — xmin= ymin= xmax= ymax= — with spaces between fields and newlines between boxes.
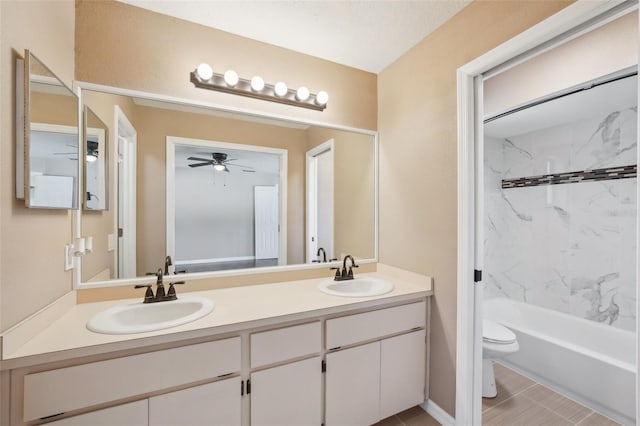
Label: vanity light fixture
xmin=190 ymin=64 xmax=328 ymax=111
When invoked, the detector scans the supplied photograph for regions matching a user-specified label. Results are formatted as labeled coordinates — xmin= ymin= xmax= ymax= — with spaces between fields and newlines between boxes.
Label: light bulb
xmin=274 ymin=81 xmax=288 ymax=97
xmin=224 ymin=70 xmax=239 ymax=87
xmin=86 ymin=154 xmax=97 ymax=163
xmin=214 ymin=164 xmax=226 ymax=171
xmin=296 ymin=86 xmax=310 ymax=101
xmin=196 ymin=63 xmax=213 ymax=81
xmin=250 ymin=76 xmax=265 ymax=92
xmin=315 ymin=90 xmax=329 ymax=106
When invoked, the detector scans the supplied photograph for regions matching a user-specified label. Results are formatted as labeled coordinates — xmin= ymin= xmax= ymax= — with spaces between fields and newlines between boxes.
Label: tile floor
xmin=482 ymin=363 xmax=621 ymax=426
xmin=374 ymin=362 xmax=622 ymax=426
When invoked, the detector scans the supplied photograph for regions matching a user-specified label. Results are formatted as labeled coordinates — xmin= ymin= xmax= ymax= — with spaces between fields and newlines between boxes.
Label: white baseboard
xmin=420 ymin=399 xmax=455 ymax=426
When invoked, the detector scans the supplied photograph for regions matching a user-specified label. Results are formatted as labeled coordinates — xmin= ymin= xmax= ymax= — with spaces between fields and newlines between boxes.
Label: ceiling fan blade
xmin=225 ymin=163 xmax=254 ymax=169
xmin=242 ymin=169 xmax=256 ymax=173
xmin=53 ymin=152 xmax=77 ymax=155
xmin=188 ymin=162 xmax=213 ymax=168
xmin=187 ymin=157 xmax=214 ymax=162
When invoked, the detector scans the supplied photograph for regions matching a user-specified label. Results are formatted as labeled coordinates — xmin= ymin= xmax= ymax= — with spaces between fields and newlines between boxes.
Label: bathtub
xmin=484 ymin=297 xmax=636 ymax=425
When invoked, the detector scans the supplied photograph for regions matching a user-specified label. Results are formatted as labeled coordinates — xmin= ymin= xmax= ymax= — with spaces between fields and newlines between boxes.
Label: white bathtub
xmin=484 ymin=297 xmax=636 ymax=425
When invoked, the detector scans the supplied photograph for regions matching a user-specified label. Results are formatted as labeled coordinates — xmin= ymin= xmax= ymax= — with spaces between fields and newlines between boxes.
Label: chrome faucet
xmin=330 ymin=254 xmax=359 ymax=281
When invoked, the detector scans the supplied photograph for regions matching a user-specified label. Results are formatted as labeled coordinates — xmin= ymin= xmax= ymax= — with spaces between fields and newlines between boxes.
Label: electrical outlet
xmin=64 ymin=244 xmax=74 ymax=271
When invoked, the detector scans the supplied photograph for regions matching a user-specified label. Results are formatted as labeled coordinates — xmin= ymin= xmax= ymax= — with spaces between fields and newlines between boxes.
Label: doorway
xmin=306 ymin=139 xmax=334 ymax=263
xmin=456 ymin=2 xmax=640 ymax=425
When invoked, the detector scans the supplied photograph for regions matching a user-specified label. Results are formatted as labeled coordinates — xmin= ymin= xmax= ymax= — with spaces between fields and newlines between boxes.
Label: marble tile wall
xmin=484 ymin=107 xmax=637 ymax=331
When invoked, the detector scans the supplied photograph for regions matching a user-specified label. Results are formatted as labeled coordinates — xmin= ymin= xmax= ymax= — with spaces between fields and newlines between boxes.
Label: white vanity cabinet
xmin=9 ymin=298 xmax=429 ymax=426
xmin=45 ymin=400 xmax=148 ymax=426
xmin=324 ymin=302 xmax=427 ymax=426
xmin=249 ymin=322 xmax=323 ymax=426
xmin=17 ymin=337 xmax=241 ymax=425
xmin=149 ymin=377 xmax=241 ymax=426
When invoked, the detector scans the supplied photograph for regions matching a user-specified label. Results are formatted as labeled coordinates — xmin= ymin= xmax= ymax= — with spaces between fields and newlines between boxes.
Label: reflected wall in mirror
xmin=83 ymin=106 xmax=109 ymax=211
xmin=80 ymin=88 xmax=376 ymax=283
xmin=16 ymin=50 xmax=79 ymax=209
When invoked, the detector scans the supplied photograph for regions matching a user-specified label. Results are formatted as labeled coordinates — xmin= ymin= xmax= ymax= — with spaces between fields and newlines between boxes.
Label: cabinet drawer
xmin=44 ymin=400 xmax=148 ymax=426
xmin=326 ymin=302 xmax=425 ymax=349
xmin=251 ymin=321 xmax=321 ymax=367
xmin=23 ymin=337 xmax=240 ymax=422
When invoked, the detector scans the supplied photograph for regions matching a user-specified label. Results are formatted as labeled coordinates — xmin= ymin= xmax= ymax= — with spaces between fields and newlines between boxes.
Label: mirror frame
xmin=83 ymin=105 xmax=109 ymax=211
xmin=16 ymin=49 xmax=80 ymax=210
xmin=73 ymin=81 xmax=378 ymax=289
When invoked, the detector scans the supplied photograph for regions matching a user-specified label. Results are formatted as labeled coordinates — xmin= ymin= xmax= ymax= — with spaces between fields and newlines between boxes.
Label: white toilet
xmin=482 ymin=319 xmax=519 ymax=398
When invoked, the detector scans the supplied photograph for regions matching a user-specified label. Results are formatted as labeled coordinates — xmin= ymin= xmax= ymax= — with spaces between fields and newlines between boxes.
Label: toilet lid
xmin=483 ymin=319 xmax=516 ymax=344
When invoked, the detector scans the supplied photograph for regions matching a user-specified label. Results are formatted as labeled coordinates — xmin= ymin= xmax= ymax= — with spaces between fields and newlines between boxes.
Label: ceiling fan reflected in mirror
xmin=187 ymin=152 xmax=255 ymax=173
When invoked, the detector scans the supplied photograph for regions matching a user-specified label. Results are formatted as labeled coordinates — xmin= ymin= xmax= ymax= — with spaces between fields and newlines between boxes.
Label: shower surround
xmin=484 ymin=106 xmax=637 ymax=332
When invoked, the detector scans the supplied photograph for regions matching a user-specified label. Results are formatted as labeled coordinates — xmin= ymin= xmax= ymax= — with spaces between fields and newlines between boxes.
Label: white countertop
xmin=0 ymin=265 xmax=432 ymax=370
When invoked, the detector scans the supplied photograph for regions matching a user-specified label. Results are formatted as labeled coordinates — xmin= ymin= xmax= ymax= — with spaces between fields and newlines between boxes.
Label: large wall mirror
xmin=16 ymin=50 xmax=79 ymax=209
xmin=79 ymin=87 xmax=377 ymax=285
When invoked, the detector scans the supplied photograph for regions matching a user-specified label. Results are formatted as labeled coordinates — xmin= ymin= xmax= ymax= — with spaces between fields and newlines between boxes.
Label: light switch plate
xmin=107 ymin=233 xmax=116 ymax=252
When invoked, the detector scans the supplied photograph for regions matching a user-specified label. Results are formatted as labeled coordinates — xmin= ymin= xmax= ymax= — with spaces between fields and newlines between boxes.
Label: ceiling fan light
xmin=86 ymin=153 xmax=98 ymax=162
xmin=214 ymin=164 xmax=226 ymax=171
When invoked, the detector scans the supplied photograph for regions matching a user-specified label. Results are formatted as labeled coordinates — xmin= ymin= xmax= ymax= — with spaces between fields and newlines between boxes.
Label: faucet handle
xmin=134 ymin=284 xmax=154 ymax=303
xmin=330 ymin=267 xmax=341 ymax=280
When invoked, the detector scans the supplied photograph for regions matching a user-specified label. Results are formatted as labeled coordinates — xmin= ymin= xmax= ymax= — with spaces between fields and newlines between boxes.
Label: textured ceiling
xmin=117 ymin=0 xmax=471 ymax=73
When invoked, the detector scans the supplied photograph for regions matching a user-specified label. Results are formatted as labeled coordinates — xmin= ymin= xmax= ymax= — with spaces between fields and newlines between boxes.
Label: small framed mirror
xmin=16 ymin=50 xmax=79 ymax=209
xmin=83 ymin=106 xmax=109 ymax=210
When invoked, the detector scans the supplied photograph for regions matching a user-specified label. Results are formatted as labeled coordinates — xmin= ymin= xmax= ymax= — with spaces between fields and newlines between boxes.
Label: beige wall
xmin=81 ymin=92 xmax=137 ymax=281
xmin=0 ymin=0 xmax=75 ymax=332
xmin=306 ymin=127 xmax=376 ymax=261
xmin=485 ymin=11 xmax=638 ymax=116
xmin=378 ymin=0 xmax=573 ymax=416
xmin=75 ymin=0 xmax=377 ymax=131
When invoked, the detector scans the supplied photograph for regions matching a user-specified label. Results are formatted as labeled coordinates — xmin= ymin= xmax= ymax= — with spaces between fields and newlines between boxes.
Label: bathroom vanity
xmin=1 ymin=266 xmax=432 ymax=426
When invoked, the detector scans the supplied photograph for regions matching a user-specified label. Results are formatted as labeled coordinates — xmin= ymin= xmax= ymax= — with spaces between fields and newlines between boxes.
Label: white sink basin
xmin=318 ymin=277 xmax=394 ymax=297
xmin=87 ymin=296 xmax=214 ymax=335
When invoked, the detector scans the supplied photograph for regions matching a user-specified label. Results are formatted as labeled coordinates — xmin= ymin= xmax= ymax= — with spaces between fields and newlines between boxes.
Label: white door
xmin=306 ymin=140 xmax=334 ymax=262
xmin=250 ymin=357 xmax=322 ymax=426
xmin=380 ymin=330 xmax=426 ymax=419
xmin=149 ymin=377 xmax=241 ymax=426
xmin=325 ymin=342 xmax=380 ymax=426
xmin=47 ymin=400 xmax=148 ymax=426
xmin=254 ymin=185 xmax=279 ymax=260
xmin=116 ymin=107 xmax=137 ymax=279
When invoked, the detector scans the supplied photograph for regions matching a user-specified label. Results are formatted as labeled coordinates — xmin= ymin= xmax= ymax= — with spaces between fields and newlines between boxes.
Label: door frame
xmin=455 ymin=1 xmax=640 ymax=425
xmin=115 ymin=106 xmax=137 ymax=279
xmin=166 ymin=136 xmax=288 ymax=267
xmin=306 ymin=139 xmax=335 ymax=263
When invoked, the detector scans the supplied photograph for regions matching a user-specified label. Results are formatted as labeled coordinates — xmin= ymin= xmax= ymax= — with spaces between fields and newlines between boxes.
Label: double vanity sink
xmin=86 ymin=276 xmax=395 ymax=335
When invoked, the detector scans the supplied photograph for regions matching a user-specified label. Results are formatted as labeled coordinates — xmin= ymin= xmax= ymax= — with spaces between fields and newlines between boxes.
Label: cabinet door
xmin=250 ymin=356 xmax=322 ymax=426
xmin=380 ymin=330 xmax=426 ymax=419
xmin=46 ymin=400 xmax=147 ymax=426
xmin=149 ymin=377 xmax=241 ymax=426
xmin=325 ymin=342 xmax=380 ymax=426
